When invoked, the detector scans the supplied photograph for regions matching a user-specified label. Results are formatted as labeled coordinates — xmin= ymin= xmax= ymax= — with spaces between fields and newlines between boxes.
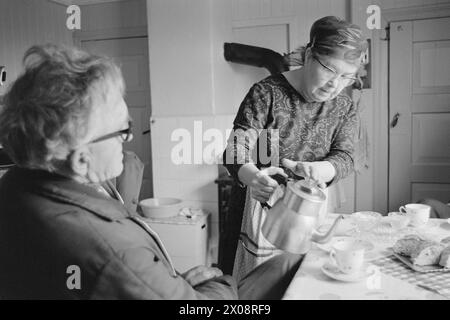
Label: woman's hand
xmin=250 ymin=167 xmax=287 ymax=203
xmin=181 ymin=266 xmax=223 ymax=287
xmin=238 ymin=164 xmax=287 ymax=203
xmin=282 ymin=159 xmax=336 ymax=189
xmin=238 ymin=163 xmax=287 ymax=203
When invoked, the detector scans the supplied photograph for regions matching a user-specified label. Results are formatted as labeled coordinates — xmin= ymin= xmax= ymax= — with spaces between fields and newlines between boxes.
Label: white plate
xmin=321 ymin=261 xmax=374 ymax=282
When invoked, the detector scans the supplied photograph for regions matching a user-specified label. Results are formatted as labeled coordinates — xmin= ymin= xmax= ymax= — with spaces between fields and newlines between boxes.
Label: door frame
xmin=351 ymin=1 xmax=450 ymax=213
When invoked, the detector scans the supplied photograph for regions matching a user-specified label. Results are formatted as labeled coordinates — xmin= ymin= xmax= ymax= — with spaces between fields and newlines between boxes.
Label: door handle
xmin=391 ymin=113 xmax=400 ymax=128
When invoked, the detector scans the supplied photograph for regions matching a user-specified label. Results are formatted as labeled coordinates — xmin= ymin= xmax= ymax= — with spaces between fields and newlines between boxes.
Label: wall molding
xmin=382 ymin=3 xmax=450 ymax=22
xmin=49 ymin=0 xmax=129 ymax=6
xmin=73 ymin=26 xmax=147 ymax=45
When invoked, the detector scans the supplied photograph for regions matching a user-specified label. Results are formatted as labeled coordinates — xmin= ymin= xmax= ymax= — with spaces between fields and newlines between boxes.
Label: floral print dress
xmin=223 ymin=73 xmax=359 ymax=282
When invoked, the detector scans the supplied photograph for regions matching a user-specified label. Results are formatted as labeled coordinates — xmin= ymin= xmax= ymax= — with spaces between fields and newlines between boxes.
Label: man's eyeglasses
xmin=89 ymin=121 xmax=133 ymax=144
xmin=313 ymin=56 xmax=358 ymax=84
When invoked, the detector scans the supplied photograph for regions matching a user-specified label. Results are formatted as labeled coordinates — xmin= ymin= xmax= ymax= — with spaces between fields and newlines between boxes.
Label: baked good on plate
xmin=439 ymin=246 xmax=450 ymax=268
xmin=393 ymin=234 xmax=423 ymax=256
xmin=410 ymin=241 xmax=445 ymax=266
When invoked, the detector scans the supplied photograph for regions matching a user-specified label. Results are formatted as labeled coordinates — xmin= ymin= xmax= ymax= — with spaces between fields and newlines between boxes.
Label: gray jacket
xmin=0 ymin=167 xmax=237 ymax=299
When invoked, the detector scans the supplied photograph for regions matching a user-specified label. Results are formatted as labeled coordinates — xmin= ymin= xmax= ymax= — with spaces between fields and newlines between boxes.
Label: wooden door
xmin=82 ymin=37 xmax=153 ymax=199
xmin=389 ymin=17 xmax=450 ymax=211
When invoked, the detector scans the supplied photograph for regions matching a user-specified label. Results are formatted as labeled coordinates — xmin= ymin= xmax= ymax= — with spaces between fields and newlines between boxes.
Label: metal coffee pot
xmin=261 ymin=177 xmax=343 ymax=254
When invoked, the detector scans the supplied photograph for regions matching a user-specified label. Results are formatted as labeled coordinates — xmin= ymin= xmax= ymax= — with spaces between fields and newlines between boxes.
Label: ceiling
xmin=49 ymin=0 xmax=129 ymax=6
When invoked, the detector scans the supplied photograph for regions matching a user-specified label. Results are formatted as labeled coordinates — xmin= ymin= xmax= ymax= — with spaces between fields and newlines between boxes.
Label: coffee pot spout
xmin=311 ymin=215 xmax=344 ymax=244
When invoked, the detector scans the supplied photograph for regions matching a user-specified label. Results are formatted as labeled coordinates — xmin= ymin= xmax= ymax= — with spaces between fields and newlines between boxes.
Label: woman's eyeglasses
xmin=89 ymin=120 xmax=133 ymax=144
xmin=313 ymin=56 xmax=358 ymax=84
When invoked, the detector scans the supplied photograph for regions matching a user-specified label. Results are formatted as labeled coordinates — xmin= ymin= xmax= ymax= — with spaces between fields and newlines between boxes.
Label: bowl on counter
xmin=139 ymin=198 xmax=183 ymax=218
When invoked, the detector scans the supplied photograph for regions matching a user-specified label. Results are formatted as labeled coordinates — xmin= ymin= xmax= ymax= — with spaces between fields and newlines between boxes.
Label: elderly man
xmin=0 ymin=44 xmax=302 ymax=299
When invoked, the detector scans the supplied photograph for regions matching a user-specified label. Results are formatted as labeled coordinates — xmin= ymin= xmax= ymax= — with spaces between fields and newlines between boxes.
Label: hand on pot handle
xmin=281 ymin=159 xmax=336 ymax=189
xmin=250 ymin=166 xmax=287 ymax=203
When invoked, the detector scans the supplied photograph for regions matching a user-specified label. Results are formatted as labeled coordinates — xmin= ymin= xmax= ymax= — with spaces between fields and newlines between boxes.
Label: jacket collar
xmin=14 ymin=167 xmax=132 ymax=221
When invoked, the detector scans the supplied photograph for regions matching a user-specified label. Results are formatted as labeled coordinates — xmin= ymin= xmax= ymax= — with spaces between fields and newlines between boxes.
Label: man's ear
xmin=69 ymin=146 xmax=91 ymax=177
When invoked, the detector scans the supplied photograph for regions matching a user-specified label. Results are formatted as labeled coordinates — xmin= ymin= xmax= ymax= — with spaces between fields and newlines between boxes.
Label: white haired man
xmin=0 ymin=44 xmax=302 ymax=299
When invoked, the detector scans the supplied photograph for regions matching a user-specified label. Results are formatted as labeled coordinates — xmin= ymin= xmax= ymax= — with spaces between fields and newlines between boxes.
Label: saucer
xmin=316 ymin=236 xmax=375 ymax=252
xmin=317 ymin=216 xmax=357 ymax=236
xmin=321 ymin=261 xmax=373 ymax=283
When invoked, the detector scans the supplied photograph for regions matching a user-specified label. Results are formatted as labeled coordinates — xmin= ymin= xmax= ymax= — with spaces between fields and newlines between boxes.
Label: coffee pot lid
xmin=288 ymin=179 xmax=326 ymax=203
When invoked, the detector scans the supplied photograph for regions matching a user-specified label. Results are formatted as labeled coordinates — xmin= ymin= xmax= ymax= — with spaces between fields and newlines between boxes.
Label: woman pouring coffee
xmin=222 ymin=16 xmax=368 ymax=282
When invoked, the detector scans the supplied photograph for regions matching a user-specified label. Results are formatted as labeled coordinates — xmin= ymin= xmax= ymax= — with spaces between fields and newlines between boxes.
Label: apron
xmin=233 ymin=184 xmax=329 ymax=282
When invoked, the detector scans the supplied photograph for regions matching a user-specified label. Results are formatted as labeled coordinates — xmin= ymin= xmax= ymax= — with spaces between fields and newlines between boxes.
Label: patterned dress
xmin=223 ymin=73 xmax=359 ymax=282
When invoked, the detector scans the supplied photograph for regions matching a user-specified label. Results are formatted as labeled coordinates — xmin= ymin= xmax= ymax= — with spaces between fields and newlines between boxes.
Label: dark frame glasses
xmin=89 ymin=120 xmax=133 ymax=144
xmin=313 ymin=56 xmax=358 ymax=83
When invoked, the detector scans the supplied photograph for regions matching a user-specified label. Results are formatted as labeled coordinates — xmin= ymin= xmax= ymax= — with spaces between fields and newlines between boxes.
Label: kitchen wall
xmin=0 ymin=0 xmax=73 ymax=96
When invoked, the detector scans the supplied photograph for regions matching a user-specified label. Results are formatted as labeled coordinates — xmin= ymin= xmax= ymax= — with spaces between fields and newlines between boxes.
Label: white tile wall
xmin=152 ymin=115 xmax=236 ymax=201
xmin=151 ymin=114 xmax=238 ymax=265
xmin=151 ymin=119 xmax=223 ymax=196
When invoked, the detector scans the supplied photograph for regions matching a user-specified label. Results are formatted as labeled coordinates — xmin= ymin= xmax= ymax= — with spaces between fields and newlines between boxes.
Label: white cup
xmin=399 ymin=203 xmax=430 ymax=228
xmin=329 ymin=239 xmax=365 ymax=274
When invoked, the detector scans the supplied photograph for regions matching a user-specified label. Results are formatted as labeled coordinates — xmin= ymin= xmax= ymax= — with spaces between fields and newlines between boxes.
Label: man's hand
xmin=181 ymin=266 xmax=223 ymax=287
xmin=282 ymin=159 xmax=336 ymax=189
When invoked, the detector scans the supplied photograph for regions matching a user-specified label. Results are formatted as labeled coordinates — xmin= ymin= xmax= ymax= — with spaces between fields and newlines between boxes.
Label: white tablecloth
xmin=282 ymin=214 xmax=450 ymax=300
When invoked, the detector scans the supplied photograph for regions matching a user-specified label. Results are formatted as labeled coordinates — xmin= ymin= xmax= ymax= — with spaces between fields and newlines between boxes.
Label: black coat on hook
xmin=224 ymin=43 xmax=289 ymax=75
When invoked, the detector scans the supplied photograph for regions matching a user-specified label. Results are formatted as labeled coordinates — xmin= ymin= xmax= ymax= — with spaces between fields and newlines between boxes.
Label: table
xmin=283 ymin=214 xmax=450 ymax=300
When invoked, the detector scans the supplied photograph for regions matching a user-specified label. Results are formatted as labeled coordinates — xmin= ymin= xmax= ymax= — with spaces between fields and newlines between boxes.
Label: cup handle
xmin=330 ymin=249 xmax=348 ymax=274
xmin=329 ymin=250 xmax=338 ymax=268
xmin=399 ymin=206 xmax=406 ymax=214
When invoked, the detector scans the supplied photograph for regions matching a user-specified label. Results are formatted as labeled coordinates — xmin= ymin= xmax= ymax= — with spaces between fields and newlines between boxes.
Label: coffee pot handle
xmin=270 ymin=173 xmax=289 ymax=186
xmin=260 ymin=173 xmax=289 ymax=209
xmin=261 ymin=202 xmax=272 ymax=210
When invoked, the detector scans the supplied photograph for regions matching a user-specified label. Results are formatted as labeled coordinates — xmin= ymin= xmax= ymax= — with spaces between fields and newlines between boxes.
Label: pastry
xmin=410 ymin=241 xmax=444 ymax=266
xmin=439 ymin=246 xmax=450 ymax=268
xmin=393 ymin=234 xmax=423 ymax=256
